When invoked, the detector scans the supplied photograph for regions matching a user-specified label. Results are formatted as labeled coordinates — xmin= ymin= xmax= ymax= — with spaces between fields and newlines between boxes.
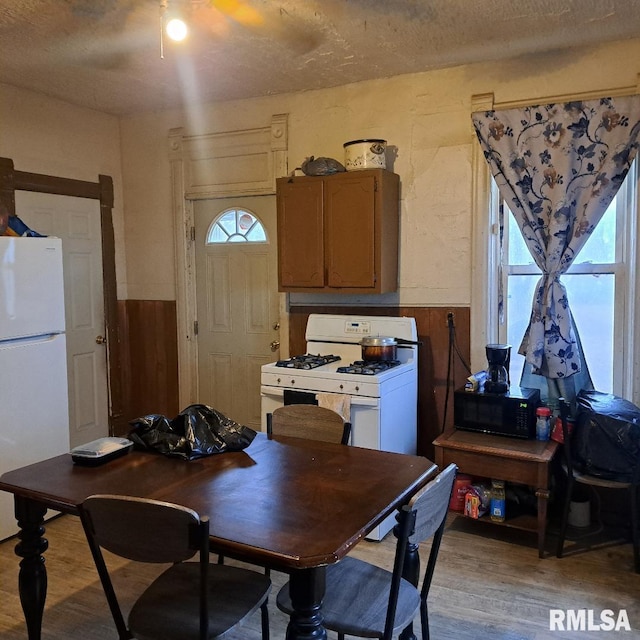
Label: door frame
xmin=168 ymin=114 xmax=290 ymax=407
xmin=0 ymin=157 xmax=123 ymax=433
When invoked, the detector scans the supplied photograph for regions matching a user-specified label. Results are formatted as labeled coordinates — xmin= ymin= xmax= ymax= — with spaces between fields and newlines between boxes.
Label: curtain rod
xmin=471 ymin=73 xmax=640 ymax=113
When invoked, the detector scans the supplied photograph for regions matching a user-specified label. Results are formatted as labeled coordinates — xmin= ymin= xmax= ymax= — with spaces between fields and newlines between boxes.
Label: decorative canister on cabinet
xmin=343 ymin=139 xmax=387 ymax=171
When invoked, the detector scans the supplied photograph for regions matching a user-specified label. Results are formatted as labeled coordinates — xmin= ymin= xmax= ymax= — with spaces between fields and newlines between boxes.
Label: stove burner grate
xmin=275 ymin=354 xmax=341 ymax=369
xmin=336 ymin=360 xmax=402 ymax=375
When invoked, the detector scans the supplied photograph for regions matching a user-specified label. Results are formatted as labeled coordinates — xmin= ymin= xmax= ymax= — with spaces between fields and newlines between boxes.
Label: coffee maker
xmin=484 ymin=344 xmax=511 ymax=394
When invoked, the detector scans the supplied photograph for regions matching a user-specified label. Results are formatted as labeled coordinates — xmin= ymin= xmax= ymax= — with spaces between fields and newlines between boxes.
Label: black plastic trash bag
xmin=128 ymin=404 xmax=257 ymax=461
xmin=574 ymin=390 xmax=640 ymax=482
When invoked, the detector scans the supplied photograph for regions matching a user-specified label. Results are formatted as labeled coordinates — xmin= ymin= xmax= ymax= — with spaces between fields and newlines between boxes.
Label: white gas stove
xmin=260 ymin=314 xmax=419 ymax=540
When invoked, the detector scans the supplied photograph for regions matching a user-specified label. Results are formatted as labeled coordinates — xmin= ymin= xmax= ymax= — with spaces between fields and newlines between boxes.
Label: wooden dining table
xmin=0 ymin=432 xmax=437 ymax=640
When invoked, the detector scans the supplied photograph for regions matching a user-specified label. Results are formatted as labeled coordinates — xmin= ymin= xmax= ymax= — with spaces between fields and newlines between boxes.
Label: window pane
xmin=505 ymin=273 xmax=614 ymax=392
xmin=238 ymin=212 xmax=255 ymax=231
xmin=246 ymin=225 xmax=266 ymax=242
xmin=564 ymin=273 xmax=614 ymax=392
xmin=218 ymin=211 xmax=237 ymax=234
xmin=206 ymin=208 xmax=268 ymax=244
xmin=507 ymin=214 xmax=534 ymax=266
xmin=505 ymin=274 xmax=538 ymax=383
xmin=210 ymin=225 xmax=229 ymax=243
xmin=575 ymin=199 xmax=616 ymax=264
xmin=508 ymin=199 xmax=617 ymax=266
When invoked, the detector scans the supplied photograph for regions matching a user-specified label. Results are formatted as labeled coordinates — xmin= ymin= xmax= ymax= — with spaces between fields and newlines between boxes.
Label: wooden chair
xmin=555 ymin=398 xmax=640 ymax=573
xmin=80 ymin=494 xmax=271 ymax=640
xmin=275 ymin=463 xmax=457 ymax=640
xmin=266 ymin=404 xmax=351 ymax=445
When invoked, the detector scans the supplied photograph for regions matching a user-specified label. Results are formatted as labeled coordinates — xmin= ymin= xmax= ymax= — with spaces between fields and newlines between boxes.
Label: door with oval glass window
xmin=194 ymin=196 xmax=279 ymax=429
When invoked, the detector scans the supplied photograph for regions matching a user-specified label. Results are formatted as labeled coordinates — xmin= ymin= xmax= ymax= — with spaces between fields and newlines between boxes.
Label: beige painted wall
xmin=119 ymin=38 xmax=640 ymax=305
xmin=3 ymin=39 xmax=639 ymax=307
xmin=0 ymin=83 xmax=127 ymax=298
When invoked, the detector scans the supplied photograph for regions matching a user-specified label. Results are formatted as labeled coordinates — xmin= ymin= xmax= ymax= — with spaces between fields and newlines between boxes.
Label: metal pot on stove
xmin=359 ymin=336 xmax=398 ymax=362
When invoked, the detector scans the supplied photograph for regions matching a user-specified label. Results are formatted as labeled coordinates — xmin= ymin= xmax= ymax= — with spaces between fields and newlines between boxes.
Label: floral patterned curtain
xmin=472 ymin=96 xmax=640 ymax=384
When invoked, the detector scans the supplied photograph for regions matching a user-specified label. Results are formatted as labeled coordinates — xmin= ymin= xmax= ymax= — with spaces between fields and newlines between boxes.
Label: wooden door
xmin=15 ymin=192 xmax=109 ymax=448
xmin=325 ymin=173 xmax=377 ymax=288
xmin=276 ymin=177 xmax=324 ymax=288
xmin=194 ymin=196 xmax=279 ymax=430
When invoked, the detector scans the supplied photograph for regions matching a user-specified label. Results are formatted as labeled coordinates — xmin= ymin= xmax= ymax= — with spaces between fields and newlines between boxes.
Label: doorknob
xmin=95 ymin=335 xmax=107 ymax=345
xmin=270 ymin=340 xmax=280 ymax=352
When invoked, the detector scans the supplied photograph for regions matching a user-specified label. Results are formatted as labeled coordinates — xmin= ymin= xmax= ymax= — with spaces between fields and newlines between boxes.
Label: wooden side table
xmin=433 ymin=428 xmax=559 ymax=558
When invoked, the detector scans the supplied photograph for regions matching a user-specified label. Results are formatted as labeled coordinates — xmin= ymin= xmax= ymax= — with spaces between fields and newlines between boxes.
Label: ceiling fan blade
xmin=199 ymin=0 xmax=323 ymax=55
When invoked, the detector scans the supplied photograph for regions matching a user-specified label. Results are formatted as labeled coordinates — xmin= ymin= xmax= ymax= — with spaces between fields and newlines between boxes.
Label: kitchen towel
xmin=316 ymin=393 xmax=351 ymax=423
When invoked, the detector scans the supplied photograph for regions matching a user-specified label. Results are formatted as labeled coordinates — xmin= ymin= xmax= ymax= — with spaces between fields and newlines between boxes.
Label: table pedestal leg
xmin=536 ymin=488 xmax=550 ymax=559
xmin=14 ymin=497 xmax=49 ymax=640
xmin=286 ymin=567 xmax=327 ymax=640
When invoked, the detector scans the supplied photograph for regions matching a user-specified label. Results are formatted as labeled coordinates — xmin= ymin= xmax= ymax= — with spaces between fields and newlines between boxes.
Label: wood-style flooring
xmin=1 ymin=512 xmax=639 ymax=639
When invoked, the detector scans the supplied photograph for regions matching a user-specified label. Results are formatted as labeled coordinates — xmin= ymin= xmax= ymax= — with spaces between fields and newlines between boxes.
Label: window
xmin=206 ymin=208 xmax=267 ymax=244
xmin=477 ymin=161 xmax=639 ymax=402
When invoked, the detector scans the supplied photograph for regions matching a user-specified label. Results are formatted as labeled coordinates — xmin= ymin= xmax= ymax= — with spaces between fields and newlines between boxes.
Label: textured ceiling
xmin=1 ymin=0 xmax=640 ymax=116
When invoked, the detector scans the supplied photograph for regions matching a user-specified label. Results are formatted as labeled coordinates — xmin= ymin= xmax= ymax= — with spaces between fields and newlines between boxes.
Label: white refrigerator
xmin=0 ymin=237 xmax=70 ymax=540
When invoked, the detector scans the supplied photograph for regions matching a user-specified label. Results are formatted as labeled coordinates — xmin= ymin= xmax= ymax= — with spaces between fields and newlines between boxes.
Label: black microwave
xmin=453 ymin=386 xmax=540 ymax=439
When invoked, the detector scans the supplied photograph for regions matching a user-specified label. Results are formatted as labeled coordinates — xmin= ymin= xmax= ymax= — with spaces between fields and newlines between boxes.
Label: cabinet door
xmin=324 ymin=174 xmax=376 ymax=288
xmin=276 ymin=178 xmax=324 ymax=288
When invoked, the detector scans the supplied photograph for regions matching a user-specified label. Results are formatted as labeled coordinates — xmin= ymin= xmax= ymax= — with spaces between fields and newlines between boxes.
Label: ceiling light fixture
xmin=166 ymin=17 xmax=188 ymax=41
xmin=159 ymin=0 xmax=189 ymax=59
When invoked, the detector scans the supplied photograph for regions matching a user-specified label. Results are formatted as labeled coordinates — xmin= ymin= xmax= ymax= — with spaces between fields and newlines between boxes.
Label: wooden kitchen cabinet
xmin=276 ymin=169 xmax=399 ymax=293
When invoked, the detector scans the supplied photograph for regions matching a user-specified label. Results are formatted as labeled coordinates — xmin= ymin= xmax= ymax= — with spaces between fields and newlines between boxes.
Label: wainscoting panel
xmin=116 ymin=300 xmax=179 ymax=433
xmin=114 ymin=301 xmax=469 ymax=459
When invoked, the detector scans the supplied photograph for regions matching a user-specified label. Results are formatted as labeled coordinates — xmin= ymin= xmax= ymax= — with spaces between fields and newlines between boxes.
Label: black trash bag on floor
xmin=128 ymin=404 xmax=256 ymax=460
xmin=574 ymin=390 xmax=640 ymax=482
